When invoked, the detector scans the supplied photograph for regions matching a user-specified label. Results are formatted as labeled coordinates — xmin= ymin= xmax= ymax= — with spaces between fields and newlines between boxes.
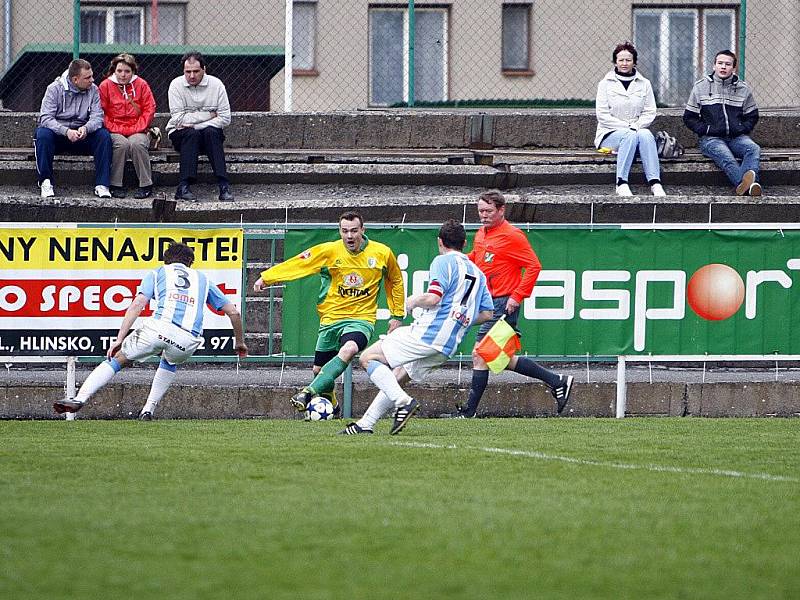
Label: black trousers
xmin=169 ymin=126 xmax=228 ymax=186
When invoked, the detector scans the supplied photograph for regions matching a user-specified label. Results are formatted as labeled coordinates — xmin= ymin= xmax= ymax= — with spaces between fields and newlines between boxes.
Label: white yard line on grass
xmin=389 ymin=441 xmax=798 ymax=483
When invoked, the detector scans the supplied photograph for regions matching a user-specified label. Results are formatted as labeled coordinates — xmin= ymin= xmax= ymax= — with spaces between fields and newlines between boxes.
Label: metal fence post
xmin=65 ymin=356 xmax=77 ymax=420
xmin=72 ymin=0 xmax=80 ymax=59
xmin=407 ymin=0 xmax=415 ymax=107
xmin=343 ymin=362 xmax=353 ymax=418
xmin=738 ymin=0 xmax=747 ymax=79
xmin=615 ymin=356 xmax=626 ymax=419
xmin=284 ymin=0 xmax=293 ymax=111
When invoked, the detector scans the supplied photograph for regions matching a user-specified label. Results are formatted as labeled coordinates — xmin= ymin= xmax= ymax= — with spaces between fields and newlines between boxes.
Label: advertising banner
xmin=0 ymin=226 xmax=243 ymax=356
xmin=282 ymin=225 xmax=800 ymax=357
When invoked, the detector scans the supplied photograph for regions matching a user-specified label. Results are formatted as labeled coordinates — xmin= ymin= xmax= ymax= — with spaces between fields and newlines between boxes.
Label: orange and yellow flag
xmin=474 ymin=316 xmax=521 ymax=373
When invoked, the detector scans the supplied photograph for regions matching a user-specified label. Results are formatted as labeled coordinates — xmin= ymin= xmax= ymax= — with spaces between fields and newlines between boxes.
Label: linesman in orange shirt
xmin=449 ymin=190 xmax=573 ymax=418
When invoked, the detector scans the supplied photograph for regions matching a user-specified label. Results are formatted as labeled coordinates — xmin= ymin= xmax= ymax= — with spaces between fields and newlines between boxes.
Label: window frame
xmin=501 ymin=2 xmax=533 ymax=76
xmin=368 ymin=5 xmax=449 ymax=107
xmin=633 ymin=5 xmax=737 ymax=105
xmin=292 ymin=0 xmax=318 ymax=76
xmin=80 ymin=5 xmax=145 ymax=45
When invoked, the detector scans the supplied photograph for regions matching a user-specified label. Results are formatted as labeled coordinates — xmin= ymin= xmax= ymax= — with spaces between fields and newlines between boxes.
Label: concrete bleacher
xmin=2 ymin=108 xmax=800 ymax=419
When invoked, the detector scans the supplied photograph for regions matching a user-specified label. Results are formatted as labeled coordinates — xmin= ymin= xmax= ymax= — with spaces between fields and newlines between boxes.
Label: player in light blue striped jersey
xmin=338 ymin=220 xmax=494 ymax=435
xmin=53 ymin=242 xmax=247 ymax=419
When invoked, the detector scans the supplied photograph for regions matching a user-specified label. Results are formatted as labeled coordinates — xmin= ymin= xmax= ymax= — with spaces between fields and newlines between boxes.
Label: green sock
xmin=308 ymin=356 xmax=349 ymax=396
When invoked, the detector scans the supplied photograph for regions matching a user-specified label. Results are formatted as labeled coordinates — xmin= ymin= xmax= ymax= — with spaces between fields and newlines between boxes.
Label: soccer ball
xmin=305 ymin=396 xmax=335 ymax=421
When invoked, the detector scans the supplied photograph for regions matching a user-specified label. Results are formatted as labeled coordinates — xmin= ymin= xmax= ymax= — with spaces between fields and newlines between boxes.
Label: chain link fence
xmin=1 ymin=0 xmax=797 ymax=113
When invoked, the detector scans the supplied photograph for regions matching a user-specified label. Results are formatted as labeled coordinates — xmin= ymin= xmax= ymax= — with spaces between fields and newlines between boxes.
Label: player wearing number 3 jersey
xmin=338 ymin=220 xmax=494 ymax=435
xmin=53 ymin=242 xmax=247 ymax=419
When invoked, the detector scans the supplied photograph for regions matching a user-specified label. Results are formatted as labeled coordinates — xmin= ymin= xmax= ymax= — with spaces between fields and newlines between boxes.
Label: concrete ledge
xmin=4 ymin=109 xmax=800 ymax=150
xmin=3 ymin=366 xmax=800 ymax=419
xmin=2 ymin=190 xmax=800 ymax=225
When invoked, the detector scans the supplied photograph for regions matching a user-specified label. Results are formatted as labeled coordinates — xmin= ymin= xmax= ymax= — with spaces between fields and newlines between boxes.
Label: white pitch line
xmin=389 ymin=441 xmax=799 ymax=483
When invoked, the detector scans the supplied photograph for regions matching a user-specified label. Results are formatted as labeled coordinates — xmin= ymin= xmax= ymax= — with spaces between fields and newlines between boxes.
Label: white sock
xmin=75 ymin=361 xmax=117 ymax=404
xmin=140 ymin=366 xmax=177 ymax=415
xmin=367 ymin=361 xmax=412 ymax=408
xmin=357 ymin=391 xmax=395 ymax=430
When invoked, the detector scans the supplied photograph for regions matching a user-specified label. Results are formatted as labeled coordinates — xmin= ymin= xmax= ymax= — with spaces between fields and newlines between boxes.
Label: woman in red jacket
xmin=98 ymin=53 xmax=156 ymax=199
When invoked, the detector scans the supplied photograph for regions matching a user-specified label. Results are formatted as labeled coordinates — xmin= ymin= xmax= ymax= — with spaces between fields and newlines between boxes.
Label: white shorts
xmin=381 ymin=326 xmax=447 ymax=382
xmin=121 ymin=319 xmax=202 ymax=366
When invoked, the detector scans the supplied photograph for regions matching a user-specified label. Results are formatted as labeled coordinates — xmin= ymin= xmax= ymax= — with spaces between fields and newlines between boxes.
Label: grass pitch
xmin=2 ymin=418 xmax=799 ymax=599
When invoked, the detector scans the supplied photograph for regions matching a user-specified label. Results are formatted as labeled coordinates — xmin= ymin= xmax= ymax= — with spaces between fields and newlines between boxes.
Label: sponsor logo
xmin=342 ymin=272 xmax=364 ymax=287
xmin=527 ymin=261 xmax=792 ymax=351
xmin=168 ymin=291 xmax=196 ymax=305
xmin=338 ymin=286 xmax=371 ymax=298
xmin=158 ymin=334 xmax=187 ymax=351
xmin=449 ymin=309 xmax=472 ymax=327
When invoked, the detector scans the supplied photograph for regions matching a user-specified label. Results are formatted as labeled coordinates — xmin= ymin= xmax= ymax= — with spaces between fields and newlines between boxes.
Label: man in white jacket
xmin=166 ymin=52 xmax=233 ymax=202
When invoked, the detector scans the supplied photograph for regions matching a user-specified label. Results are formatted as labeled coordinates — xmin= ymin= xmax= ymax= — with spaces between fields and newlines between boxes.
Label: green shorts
xmin=315 ymin=319 xmax=375 ymax=352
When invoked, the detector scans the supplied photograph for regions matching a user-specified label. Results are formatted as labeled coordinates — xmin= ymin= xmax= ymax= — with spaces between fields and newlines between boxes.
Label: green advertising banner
xmin=282 ymin=226 xmax=800 ymax=357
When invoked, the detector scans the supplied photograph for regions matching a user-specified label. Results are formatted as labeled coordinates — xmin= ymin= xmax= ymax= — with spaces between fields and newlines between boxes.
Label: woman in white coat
xmin=595 ymin=41 xmax=666 ymax=197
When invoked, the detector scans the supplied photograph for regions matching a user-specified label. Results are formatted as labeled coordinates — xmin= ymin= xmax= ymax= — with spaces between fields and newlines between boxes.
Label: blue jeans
xmin=34 ymin=126 xmax=112 ymax=186
xmin=602 ymin=128 xmax=661 ymax=183
xmin=698 ymin=134 xmax=760 ymax=187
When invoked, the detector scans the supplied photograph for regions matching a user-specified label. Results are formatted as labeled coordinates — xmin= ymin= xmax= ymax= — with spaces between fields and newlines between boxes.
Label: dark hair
xmin=339 ymin=211 xmax=364 ymax=227
xmin=612 ymin=41 xmax=637 ymax=64
xmin=439 ymin=219 xmax=467 ymax=251
xmin=68 ymin=59 xmax=92 ymax=79
xmin=478 ymin=190 xmax=506 ymax=209
xmin=182 ymin=51 xmax=206 ymax=70
xmin=714 ymin=50 xmax=737 ymax=68
xmin=107 ymin=53 xmax=139 ymax=77
xmin=163 ymin=242 xmax=195 ymax=267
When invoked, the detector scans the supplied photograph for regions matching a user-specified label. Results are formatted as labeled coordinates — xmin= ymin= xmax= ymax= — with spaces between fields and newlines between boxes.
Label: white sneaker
xmin=39 ymin=179 xmax=55 ymax=198
xmin=616 ymin=183 xmax=633 ymax=197
xmin=651 ymin=183 xmax=667 ymax=197
xmin=94 ymin=185 xmax=112 ymax=199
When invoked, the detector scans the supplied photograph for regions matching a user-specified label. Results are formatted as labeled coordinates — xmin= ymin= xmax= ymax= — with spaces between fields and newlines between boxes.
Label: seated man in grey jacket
xmin=166 ymin=51 xmax=233 ymax=202
xmin=35 ymin=59 xmax=113 ymax=199
xmin=683 ymin=50 xmax=762 ymax=196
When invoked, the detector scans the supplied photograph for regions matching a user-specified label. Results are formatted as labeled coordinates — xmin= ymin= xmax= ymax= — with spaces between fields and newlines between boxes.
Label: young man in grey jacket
xmin=683 ymin=50 xmax=762 ymax=196
xmin=34 ymin=58 xmax=113 ymax=199
xmin=166 ymin=52 xmax=233 ymax=202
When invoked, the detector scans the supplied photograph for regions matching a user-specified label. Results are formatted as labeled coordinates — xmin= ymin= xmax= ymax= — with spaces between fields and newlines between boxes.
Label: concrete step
xmin=3 ymin=364 xmax=799 ymax=419
xmin=4 ymin=153 xmax=800 ymax=189
xmin=4 ymin=109 xmax=800 ymax=150
xmin=2 ymin=183 xmax=800 ymax=224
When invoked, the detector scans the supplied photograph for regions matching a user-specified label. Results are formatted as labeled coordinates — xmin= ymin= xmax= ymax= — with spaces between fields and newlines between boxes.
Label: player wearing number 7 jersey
xmin=338 ymin=220 xmax=494 ymax=435
xmin=53 ymin=242 xmax=247 ymax=419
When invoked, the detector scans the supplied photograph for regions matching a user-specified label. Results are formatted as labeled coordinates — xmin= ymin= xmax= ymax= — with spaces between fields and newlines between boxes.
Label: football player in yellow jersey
xmin=253 ymin=211 xmax=406 ymax=414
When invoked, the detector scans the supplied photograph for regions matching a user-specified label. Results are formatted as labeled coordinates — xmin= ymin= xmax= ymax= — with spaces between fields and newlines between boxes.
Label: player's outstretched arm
xmin=221 ymin=302 xmax=248 ymax=358
xmin=406 ymin=292 xmax=441 ymax=311
xmin=108 ymin=293 xmax=149 ymax=358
